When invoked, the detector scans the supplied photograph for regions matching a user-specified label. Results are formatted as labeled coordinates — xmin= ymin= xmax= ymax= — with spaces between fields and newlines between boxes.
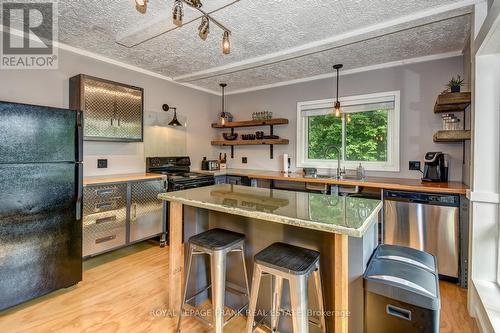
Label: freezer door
xmin=0 ymin=163 xmax=82 ymax=310
xmin=0 ymin=101 xmax=80 ymax=163
xmin=384 ymin=200 xmax=459 ymax=278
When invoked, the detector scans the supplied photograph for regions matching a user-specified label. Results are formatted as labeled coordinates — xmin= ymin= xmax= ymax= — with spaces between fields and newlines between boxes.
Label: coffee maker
xmin=422 ymin=152 xmax=448 ymax=182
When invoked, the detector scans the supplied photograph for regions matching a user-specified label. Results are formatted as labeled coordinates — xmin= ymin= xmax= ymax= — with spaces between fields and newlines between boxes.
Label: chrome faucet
xmin=324 ymin=145 xmax=345 ymax=179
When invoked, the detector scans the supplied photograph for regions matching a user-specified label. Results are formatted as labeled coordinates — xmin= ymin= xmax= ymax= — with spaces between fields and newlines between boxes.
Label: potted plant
xmin=446 ymin=75 xmax=464 ymax=93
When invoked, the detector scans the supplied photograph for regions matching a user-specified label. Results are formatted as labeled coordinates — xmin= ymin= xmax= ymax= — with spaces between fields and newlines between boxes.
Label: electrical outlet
xmin=409 ymin=161 xmax=421 ymax=171
xmin=97 ymin=159 xmax=108 ymax=169
xmin=242 ymin=157 xmax=247 ymax=164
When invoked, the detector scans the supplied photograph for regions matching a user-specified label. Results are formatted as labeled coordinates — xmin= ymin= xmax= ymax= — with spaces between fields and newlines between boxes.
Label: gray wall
xmin=224 ymin=56 xmax=466 ymax=181
xmin=0 ymin=47 xmax=219 ymax=176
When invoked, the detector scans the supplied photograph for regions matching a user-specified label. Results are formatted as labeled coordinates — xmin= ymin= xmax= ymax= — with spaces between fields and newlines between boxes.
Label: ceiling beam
xmin=173 ymin=0 xmax=475 ymax=83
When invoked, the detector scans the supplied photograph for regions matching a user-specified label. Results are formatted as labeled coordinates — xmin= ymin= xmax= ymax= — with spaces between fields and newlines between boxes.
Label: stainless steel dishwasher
xmin=383 ymin=190 xmax=460 ymax=280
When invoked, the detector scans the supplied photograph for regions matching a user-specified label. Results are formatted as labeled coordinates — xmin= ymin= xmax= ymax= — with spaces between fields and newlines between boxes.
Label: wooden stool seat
xmin=254 ymin=242 xmax=320 ymax=275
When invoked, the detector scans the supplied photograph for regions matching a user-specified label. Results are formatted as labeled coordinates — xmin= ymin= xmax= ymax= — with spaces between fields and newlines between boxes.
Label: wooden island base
xmin=167 ymin=203 xmax=378 ymax=333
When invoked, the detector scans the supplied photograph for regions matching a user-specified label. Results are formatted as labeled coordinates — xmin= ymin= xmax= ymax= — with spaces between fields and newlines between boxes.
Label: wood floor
xmin=0 ymin=241 xmax=479 ymax=333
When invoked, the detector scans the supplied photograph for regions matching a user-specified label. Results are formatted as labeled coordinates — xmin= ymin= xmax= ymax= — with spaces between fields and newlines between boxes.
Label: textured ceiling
xmin=53 ymin=0 xmax=472 ymax=93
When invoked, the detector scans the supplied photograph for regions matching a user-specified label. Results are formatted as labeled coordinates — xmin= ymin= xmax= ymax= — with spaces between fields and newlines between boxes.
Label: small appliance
xmin=422 ymin=152 xmax=448 ymax=182
xmin=201 ymin=157 xmax=220 ymax=171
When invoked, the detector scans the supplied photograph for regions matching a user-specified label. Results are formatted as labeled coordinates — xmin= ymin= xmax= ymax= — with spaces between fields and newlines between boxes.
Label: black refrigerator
xmin=0 ymin=101 xmax=83 ymax=311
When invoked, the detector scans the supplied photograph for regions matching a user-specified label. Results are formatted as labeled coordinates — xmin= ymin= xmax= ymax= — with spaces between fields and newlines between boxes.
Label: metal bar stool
xmin=176 ymin=228 xmax=250 ymax=333
xmin=246 ymin=242 xmax=326 ymax=333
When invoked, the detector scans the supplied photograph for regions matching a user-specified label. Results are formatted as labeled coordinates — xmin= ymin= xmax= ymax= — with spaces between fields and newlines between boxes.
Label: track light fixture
xmin=170 ymin=0 xmax=232 ymax=54
xmin=333 ymin=64 xmax=343 ymax=117
xmin=198 ymin=15 xmax=210 ymax=40
xmin=172 ymin=0 xmax=183 ymax=27
xmin=135 ymin=0 xmax=148 ymax=14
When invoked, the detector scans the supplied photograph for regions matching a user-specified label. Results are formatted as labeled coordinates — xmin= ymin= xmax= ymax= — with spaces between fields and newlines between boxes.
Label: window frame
xmin=296 ymin=91 xmax=400 ymax=172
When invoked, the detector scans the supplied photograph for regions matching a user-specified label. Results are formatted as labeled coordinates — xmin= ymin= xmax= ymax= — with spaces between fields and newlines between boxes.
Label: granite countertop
xmin=159 ymin=184 xmax=382 ymax=237
xmin=192 ymin=168 xmax=468 ymax=195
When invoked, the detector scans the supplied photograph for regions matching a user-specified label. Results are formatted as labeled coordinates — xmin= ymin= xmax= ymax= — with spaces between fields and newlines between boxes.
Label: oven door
xmin=170 ymin=179 xmax=215 ymax=191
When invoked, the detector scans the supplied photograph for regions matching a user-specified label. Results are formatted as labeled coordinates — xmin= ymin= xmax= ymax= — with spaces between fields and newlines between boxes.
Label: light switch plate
xmin=242 ymin=157 xmax=247 ymax=164
xmin=409 ymin=161 xmax=421 ymax=171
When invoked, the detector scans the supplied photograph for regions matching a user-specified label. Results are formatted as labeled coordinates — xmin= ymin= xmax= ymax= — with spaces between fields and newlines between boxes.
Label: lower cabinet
xmin=83 ymin=178 xmax=166 ymax=258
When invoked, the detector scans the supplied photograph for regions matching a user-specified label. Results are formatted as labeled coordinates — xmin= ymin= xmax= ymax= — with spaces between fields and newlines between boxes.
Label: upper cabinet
xmin=70 ymin=74 xmax=143 ymax=142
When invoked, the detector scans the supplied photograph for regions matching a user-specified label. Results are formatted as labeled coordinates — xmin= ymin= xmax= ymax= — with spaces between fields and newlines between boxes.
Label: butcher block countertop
xmin=83 ymin=173 xmax=165 ymax=186
xmin=194 ymin=168 xmax=468 ymax=195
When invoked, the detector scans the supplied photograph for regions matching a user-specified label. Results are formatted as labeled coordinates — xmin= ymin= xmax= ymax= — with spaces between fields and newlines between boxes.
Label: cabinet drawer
xmin=83 ymin=209 xmax=126 ymax=257
xmin=83 ymin=184 xmax=126 ymax=215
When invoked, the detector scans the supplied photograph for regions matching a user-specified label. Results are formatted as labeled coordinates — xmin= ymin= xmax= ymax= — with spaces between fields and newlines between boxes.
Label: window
xmin=297 ymin=91 xmax=400 ymax=171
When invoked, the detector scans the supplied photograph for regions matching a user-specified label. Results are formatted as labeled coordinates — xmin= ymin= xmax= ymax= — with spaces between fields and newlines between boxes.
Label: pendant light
xmin=135 ymin=0 xmax=148 ymax=13
xmin=172 ymin=0 xmax=183 ymax=27
xmin=219 ymin=83 xmax=227 ymax=125
xmin=162 ymin=104 xmax=182 ymax=127
xmin=333 ymin=64 xmax=343 ymax=117
xmin=222 ymin=31 xmax=231 ymax=55
xmin=198 ymin=15 xmax=210 ymax=40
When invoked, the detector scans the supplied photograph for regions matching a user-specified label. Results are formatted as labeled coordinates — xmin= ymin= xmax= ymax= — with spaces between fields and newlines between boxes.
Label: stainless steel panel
xmin=130 ymin=180 xmax=165 ymax=242
xmin=83 ymin=184 xmax=127 ymax=215
xmin=384 ymin=200 xmax=459 ymax=278
xmin=83 ymin=208 xmax=126 ymax=257
xmin=82 ymin=77 xmax=143 ymax=141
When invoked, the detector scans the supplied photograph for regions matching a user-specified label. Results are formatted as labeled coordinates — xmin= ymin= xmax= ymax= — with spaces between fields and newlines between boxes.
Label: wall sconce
xmin=162 ymin=104 xmax=182 ymax=127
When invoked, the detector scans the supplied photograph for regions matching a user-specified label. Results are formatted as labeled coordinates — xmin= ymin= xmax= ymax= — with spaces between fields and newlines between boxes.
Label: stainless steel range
xmin=146 ymin=156 xmax=215 ymax=191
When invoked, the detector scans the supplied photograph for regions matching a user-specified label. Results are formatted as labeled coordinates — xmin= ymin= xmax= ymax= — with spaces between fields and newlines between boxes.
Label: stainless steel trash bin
xmin=364 ymin=258 xmax=440 ymax=333
xmin=373 ymin=244 xmax=437 ymax=273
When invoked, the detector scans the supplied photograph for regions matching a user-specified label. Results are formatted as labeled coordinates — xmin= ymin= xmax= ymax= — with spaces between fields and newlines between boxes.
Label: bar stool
xmin=246 ymin=242 xmax=326 ymax=333
xmin=176 ymin=228 xmax=250 ymax=333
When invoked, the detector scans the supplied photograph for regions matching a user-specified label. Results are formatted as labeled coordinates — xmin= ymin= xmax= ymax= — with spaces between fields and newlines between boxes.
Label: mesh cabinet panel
xmin=81 ymin=76 xmax=143 ymax=141
xmin=130 ymin=180 xmax=165 ymax=242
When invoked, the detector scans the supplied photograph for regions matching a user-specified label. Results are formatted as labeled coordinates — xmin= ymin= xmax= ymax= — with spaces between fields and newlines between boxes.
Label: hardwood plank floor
xmin=0 ymin=241 xmax=478 ymax=333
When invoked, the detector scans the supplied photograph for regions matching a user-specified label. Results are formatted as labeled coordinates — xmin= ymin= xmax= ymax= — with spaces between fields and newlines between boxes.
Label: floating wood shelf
xmin=434 ymin=92 xmax=471 ymax=113
xmin=211 ymin=118 xmax=288 ymax=128
xmin=211 ymin=139 xmax=289 ymax=146
xmin=433 ymin=130 xmax=471 ymax=143
xmin=211 ymin=118 xmax=289 ymax=159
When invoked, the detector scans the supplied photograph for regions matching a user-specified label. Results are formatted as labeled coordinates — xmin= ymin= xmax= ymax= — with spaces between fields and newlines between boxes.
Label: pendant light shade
xmin=172 ymin=0 xmax=183 ymax=26
xmin=222 ymin=31 xmax=231 ymax=55
xmin=135 ymin=0 xmax=148 ymax=13
xmin=333 ymin=64 xmax=343 ymax=117
xmin=198 ymin=16 xmax=210 ymax=40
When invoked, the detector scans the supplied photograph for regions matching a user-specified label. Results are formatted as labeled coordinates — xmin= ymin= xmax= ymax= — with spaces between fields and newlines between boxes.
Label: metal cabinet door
xmin=114 ymin=84 xmax=143 ymax=141
xmin=384 ymin=200 xmax=459 ymax=278
xmin=83 ymin=78 xmax=117 ymax=140
xmin=130 ymin=180 xmax=165 ymax=242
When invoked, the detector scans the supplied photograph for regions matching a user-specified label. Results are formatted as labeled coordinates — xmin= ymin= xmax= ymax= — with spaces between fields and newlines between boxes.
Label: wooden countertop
xmin=194 ymin=168 xmax=468 ymax=195
xmin=83 ymin=173 xmax=165 ymax=186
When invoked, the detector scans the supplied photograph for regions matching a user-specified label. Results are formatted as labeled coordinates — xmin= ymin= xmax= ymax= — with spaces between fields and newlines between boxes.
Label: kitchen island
xmin=159 ymin=184 xmax=382 ymax=333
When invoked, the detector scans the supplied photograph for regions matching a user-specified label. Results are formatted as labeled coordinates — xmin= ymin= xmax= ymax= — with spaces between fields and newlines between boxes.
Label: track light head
xmin=222 ymin=31 xmax=230 ymax=55
xmin=198 ymin=16 xmax=210 ymax=40
xmin=185 ymin=0 xmax=203 ymax=8
xmin=135 ymin=0 xmax=148 ymax=14
xmin=172 ymin=0 xmax=183 ymax=27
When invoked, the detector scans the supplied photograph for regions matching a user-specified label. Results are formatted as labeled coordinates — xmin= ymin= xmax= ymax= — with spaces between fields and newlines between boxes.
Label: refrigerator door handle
xmin=76 ymin=163 xmax=83 ymax=220
xmin=76 ymin=111 xmax=83 ymax=162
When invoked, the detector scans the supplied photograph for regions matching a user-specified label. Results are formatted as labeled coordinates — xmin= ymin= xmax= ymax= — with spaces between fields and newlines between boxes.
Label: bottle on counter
xmin=220 ymin=153 xmax=227 ymax=170
xmin=357 ymin=163 xmax=365 ymax=180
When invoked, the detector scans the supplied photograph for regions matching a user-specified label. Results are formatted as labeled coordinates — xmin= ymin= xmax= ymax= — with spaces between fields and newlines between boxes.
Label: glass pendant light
xmin=333 ymin=64 xmax=343 ymax=117
xmin=222 ymin=31 xmax=231 ymax=55
xmin=135 ymin=0 xmax=148 ymax=13
xmin=198 ymin=16 xmax=210 ymax=40
xmin=172 ymin=0 xmax=183 ymax=27
xmin=219 ymin=83 xmax=227 ymax=125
